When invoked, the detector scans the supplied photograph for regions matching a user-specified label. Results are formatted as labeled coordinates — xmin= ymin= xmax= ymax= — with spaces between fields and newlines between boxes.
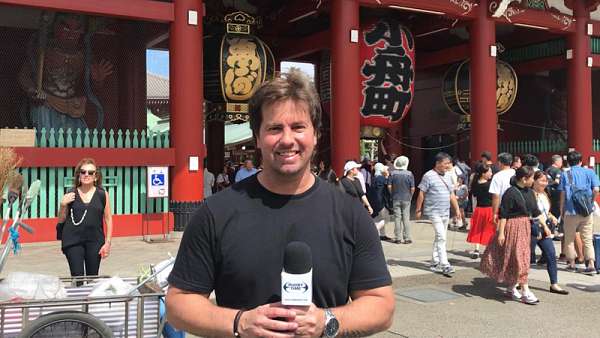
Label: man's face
xmin=55 ymin=18 xmax=83 ymax=44
xmin=255 ymin=99 xmax=317 ymax=179
xmin=435 ymin=159 xmax=451 ymax=172
xmin=554 ymin=158 xmax=563 ymax=168
xmin=244 ymin=160 xmax=253 ymax=169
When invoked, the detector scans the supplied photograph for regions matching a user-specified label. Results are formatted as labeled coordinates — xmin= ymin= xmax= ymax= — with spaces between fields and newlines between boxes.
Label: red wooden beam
xmin=512 ymin=55 xmax=565 ymax=75
xmin=275 ymin=30 xmax=330 ymax=60
xmin=360 ymin=0 xmax=477 ymax=19
xmin=417 ymin=44 xmax=469 ymax=70
xmin=592 ymin=55 xmax=600 ymax=68
xmin=0 ymin=0 xmax=174 ymax=22
xmin=490 ymin=4 xmax=575 ymax=33
xmin=14 ymin=148 xmax=178 ymax=168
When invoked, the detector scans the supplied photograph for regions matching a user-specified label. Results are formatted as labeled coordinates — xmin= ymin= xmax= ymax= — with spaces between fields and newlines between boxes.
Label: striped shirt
xmin=418 ymin=169 xmax=453 ymax=217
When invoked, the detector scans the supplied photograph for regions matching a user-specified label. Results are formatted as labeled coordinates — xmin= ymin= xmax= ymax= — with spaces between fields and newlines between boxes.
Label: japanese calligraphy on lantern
xmin=360 ymin=19 xmax=415 ymax=127
xmin=223 ymin=37 xmax=261 ymax=101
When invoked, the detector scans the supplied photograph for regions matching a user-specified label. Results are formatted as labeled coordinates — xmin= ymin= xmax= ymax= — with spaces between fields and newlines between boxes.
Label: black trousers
xmin=63 ymin=241 xmax=103 ymax=278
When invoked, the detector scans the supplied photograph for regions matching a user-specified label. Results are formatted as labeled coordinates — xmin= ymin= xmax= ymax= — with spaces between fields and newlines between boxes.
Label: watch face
xmin=325 ymin=317 xmax=340 ymax=337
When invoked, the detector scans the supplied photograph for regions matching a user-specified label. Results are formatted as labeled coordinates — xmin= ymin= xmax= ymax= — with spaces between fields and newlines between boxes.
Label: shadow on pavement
xmin=387 ymin=258 xmax=433 ymax=273
xmin=451 ymin=277 xmax=508 ymax=304
xmin=566 ymin=283 xmax=600 ymax=292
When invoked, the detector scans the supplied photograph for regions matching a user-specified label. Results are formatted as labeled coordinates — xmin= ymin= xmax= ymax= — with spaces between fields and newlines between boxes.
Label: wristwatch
xmin=322 ymin=308 xmax=339 ymax=338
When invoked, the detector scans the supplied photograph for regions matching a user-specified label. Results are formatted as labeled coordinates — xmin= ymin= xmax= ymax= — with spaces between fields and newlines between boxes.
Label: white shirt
xmin=204 ymin=168 xmax=215 ymax=198
xmin=357 ymin=170 xmax=367 ymax=193
xmin=489 ymin=168 xmax=515 ymax=199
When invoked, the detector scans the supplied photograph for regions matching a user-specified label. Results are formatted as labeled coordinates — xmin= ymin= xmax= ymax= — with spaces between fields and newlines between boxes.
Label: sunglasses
xmin=79 ymin=170 xmax=96 ymax=176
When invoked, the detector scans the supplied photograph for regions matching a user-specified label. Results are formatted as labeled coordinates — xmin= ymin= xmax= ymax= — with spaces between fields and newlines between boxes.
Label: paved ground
xmin=2 ymin=219 xmax=599 ymax=338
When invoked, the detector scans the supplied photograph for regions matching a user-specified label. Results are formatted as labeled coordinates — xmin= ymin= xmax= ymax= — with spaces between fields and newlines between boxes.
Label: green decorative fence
xmin=15 ymin=167 xmax=169 ymax=219
xmin=3 ymin=128 xmax=172 ymax=219
xmin=35 ymin=128 xmax=169 ymax=148
xmin=498 ymin=139 xmax=567 ymax=155
xmin=501 ymin=39 xmax=565 ymax=64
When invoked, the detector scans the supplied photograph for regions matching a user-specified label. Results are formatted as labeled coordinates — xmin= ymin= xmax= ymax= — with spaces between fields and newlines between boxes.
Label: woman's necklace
xmin=71 ymin=188 xmax=93 ymax=226
xmin=70 ymin=208 xmax=87 ymax=226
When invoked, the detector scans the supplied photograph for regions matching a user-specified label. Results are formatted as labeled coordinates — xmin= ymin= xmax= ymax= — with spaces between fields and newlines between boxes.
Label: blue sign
xmin=151 ymin=174 xmax=165 ymax=186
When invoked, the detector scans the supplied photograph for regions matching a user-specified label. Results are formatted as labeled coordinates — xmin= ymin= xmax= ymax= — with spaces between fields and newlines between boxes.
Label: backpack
xmin=567 ymin=171 xmax=594 ymax=217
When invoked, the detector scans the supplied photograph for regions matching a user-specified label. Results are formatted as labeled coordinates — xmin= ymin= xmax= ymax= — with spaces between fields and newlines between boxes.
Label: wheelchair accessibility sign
xmin=147 ymin=166 xmax=169 ymax=198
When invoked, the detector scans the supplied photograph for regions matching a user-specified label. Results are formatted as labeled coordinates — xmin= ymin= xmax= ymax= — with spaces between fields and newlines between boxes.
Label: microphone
xmin=281 ymin=241 xmax=312 ymax=306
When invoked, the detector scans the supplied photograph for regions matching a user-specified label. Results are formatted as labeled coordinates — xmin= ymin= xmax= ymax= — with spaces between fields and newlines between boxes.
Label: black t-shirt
xmin=340 ymin=177 xmax=365 ymax=199
xmin=471 ymin=181 xmax=492 ymax=207
xmin=167 ymin=174 xmax=391 ymax=309
xmin=546 ymin=167 xmax=562 ymax=189
xmin=499 ymin=185 xmax=541 ymax=219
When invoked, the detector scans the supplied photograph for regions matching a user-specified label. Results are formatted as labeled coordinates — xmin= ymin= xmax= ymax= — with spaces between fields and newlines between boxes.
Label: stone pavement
xmin=2 ymin=219 xmax=599 ymax=338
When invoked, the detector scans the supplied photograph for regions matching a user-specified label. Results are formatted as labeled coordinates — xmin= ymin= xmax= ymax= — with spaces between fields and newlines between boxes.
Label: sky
xmin=146 ymin=49 xmax=315 ymax=80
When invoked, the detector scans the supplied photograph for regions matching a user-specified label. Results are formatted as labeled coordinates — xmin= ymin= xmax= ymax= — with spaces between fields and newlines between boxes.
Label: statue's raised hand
xmin=91 ymin=59 xmax=114 ymax=83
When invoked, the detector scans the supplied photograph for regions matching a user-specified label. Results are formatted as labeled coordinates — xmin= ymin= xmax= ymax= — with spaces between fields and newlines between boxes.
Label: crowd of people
xmin=308 ymin=149 xmax=598 ymax=305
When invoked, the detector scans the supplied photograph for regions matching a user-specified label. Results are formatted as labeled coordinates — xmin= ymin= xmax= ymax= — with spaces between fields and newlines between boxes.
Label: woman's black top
xmin=62 ymin=187 xmax=106 ymax=249
xmin=340 ymin=177 xmax=365 ymax=199
xmin=499 ymin=185 xmax=541 ymax=219
xmin=472 ymin=181 xmax=492 ymax=207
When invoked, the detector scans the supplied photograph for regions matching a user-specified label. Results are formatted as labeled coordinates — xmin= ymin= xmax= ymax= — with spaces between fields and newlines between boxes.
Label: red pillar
xmin=567 ymin=1 xmax=593 ymax=164
xmin=469 ymin=0 xmax=497 ymax=163
xmin=170 ymin=0 xmax=204 ymax=229
xmin=330 ymin=0 xmax=360 ymax=175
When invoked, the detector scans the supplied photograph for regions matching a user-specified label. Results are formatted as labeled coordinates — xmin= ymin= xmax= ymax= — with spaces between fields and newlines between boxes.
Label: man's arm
xmin=166 ymin=287 xmax=297 ymax=338
xmin=415 ymin=190 xmax=424 ymax=219
xmin=450 ymin=193 xmax=460 ymax=217
xmin=491 ymin=194 xmax=500 ymax=224
xmin=334 ymin=286 xmax=395 ymax=337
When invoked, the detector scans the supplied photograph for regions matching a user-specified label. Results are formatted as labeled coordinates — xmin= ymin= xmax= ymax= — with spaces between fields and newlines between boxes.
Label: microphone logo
xmin=283 ymin=282 xmax=309 ymax=293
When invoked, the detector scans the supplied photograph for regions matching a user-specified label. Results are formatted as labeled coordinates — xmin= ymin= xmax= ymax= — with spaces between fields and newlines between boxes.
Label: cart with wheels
xmin=0 ymin=276 xmax=165 ymax=338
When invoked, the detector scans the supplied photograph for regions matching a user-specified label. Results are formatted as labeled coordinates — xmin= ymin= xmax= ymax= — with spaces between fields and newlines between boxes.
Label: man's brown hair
xmin=248 ymin=70 xmax=322 ymax=139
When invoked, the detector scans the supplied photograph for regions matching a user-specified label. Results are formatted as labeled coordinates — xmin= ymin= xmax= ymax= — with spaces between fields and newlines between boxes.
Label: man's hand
xmin=415 ymin=210 xmax=422 ymax=220
xmin=91 ymin=59 xmax=114 ymax=83
xmin=238 ymin=303 xmax=298 ymax=338
xmin=292 ymin=304 xmax=325 ymax=338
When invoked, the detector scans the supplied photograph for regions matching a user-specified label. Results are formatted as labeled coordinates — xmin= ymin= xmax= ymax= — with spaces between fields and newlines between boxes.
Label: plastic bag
xmin=0 ymin=272 xmax=66 ymax=301
xmin=88 ymin=276 xmax=138 ymax=297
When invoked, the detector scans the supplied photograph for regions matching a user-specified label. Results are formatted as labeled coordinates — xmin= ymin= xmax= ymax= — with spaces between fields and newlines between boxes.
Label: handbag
xmin=56 ymin=222 xmax=64 ymax=240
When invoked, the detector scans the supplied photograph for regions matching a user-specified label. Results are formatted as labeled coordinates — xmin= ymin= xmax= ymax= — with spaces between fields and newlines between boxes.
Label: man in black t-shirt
xmin=166 ymin=71 xmax=394 ymax=338
xmin=546 ymin=154 xmax=563 ymax=217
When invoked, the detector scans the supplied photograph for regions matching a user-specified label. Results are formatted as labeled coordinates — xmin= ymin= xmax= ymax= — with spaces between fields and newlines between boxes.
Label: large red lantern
xmin=360 ymin=18 xmax=415 ymax=128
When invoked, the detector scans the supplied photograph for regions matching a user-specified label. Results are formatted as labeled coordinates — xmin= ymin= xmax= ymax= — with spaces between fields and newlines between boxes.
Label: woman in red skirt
xmin=467 ymin=162 xmax=495 ymax=258
xmin=480 ymin=166 xmax=542 ymax=305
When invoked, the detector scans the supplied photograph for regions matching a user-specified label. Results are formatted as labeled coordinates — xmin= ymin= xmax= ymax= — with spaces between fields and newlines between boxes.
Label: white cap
xmin=394 ymin=156 xmax=409 ymax=170
xmin=343 ymin=161 xmax=361 ymax=176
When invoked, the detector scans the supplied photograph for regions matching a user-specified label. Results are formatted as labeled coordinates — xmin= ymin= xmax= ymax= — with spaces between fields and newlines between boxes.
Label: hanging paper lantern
xmin=359 ymin=18 xmax=415 ymax=128
xmin=442 ymin=59 xmax=518 ymax=116
xmin=204 ymin=11 xmax=275 ymax=123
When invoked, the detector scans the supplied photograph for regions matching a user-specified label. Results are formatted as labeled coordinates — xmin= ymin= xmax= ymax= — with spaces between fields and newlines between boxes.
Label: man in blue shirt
xmin=558 ymin=151 xmax=600 ymax=275
xmin=235 ymin=159 xmax=258 ymax=182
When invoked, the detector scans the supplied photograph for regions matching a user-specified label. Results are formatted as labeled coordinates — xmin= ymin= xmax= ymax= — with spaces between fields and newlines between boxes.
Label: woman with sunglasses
xmin=57 ymin=158 xmax=113 ymax=280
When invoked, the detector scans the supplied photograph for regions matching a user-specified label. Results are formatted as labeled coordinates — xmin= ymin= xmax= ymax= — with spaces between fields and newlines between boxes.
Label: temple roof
xmin=147 ymin=72 xmax=169 ymax=100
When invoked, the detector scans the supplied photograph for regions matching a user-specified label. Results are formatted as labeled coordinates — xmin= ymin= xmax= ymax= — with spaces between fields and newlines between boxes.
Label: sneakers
xmin=575 ymin=263 xmax=587 ymax=271
xmin=470 ymin=250 xmax=480 ymax=259
xmin=521 ymin=291 xmax=540 ymax=305
xmin=429 ymin=263 xmax=443 ymax=273
xmin=582 ymin=267 xmax=598 ymax=276
xmin=505 ymin=286 xmax=521 ymax=301
xmin=442 ymin=265 xmax=455 ymax=277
